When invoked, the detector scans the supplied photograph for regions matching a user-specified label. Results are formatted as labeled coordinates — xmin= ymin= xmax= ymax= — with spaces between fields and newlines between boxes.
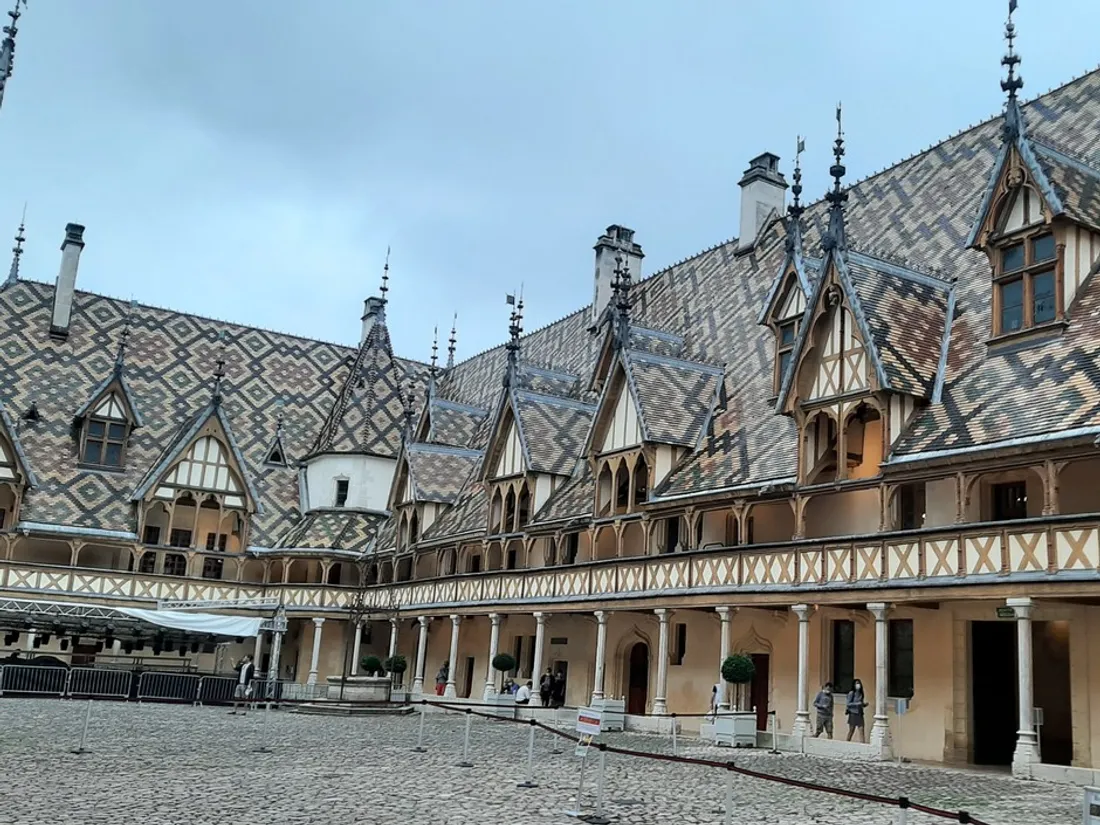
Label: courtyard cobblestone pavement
xmin=0 ymin=699 xmax=1080 ymax=824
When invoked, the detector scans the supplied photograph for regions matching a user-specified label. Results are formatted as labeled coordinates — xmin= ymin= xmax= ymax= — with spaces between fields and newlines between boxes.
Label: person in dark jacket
xmin=813 ymin=681 xmax=834 ymax=738
xmin=230 ymin=655 xmax=255 ymax=715
xmin=539 ymin=668 xmax=553 ymax=707
xmin=552 ymin=669 xmax=566 ymax=708
xmin=846 ymin=679 xmax=868 ymax=742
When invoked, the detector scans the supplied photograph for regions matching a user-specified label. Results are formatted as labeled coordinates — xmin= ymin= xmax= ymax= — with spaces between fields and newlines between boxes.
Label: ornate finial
xmin=823 ymin=104 xmax=849 ymax=253
xmin=114 ymin=298 xmax=137 ymax=374
xmin=1001 ymin=1 xmax=1025 ymax=140
xmin=5 ymin=202 xmax=25 ymax=286
xmin=503 ymin=292 xmax=524 ymax=387
xmin=612 ymin=245 xmax=632 ymax=349
xmin=403 ymin=377 xmax=417 ymax=434
xmin=274 ymin=397 xmax=285 ymax=435
xmin=446 ymin=313 xmax=457 ymax=370
xmin=429 ymin=326 xmax=439 ymax=376
xmin=211 ymin=330 xmax=227 ymax=405
xmin=0 ymin=1 xmax=26 ymax=114
xmin=789 ymin=136 xmax=805 ymax=219
xmin=379 ymin=246 xmax=390 ymax=304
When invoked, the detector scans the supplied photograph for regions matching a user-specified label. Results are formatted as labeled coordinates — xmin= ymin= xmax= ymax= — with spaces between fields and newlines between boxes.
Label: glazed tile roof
xmin=420 ymin=481 xmax=488 ymax=545
xmin=274 ymin=509 xmax=384 ymax=554
xmin=423 ymin=397 xmax=488 ymax=448
xmin=513 ymin=390 xmax=595 ymax=476
xmin=404 ymin=443 xmax=480 ymax=504
xmin=626 ymin=351 xmax=723 ymax=447
xmin=1032 ymin=141 xmax=1100 ymax=233
xmin=530 ymin=463 xmax=594 ymax=527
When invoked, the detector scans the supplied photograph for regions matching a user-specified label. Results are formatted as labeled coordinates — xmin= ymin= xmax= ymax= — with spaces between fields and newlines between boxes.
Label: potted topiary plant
xmin=487 ymin=652 xmax=518 ymax=714
xmin=715 ymin=653 xmax=757 ymax=748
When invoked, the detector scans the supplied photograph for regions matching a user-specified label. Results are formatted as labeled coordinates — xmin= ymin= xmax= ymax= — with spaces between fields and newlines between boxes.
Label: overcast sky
xmin=3 ymin=1 xmax=1099 ymax=361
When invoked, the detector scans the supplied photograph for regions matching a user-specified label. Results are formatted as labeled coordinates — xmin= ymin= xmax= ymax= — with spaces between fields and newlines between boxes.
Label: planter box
xmin=325 ymin=675 xmax=391 ymax=703
xmin=589 ymin=698 xmax=625 ymax=732
xmin=484 ymin=692 xmax=518 ymax=718
xmin=714 ymin=712 xmax=757 ymax=748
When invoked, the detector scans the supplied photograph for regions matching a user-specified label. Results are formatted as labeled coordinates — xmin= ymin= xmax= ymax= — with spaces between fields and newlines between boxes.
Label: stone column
xmin=1008 ymin=597 xmax=1040 ymax=775
xmin=791 ymin=604 xmax=812 ymax=737
xmin=867 ymin=602 xmax=891 ymax=749
xmin=531 ymin=612 xmax=547 ymax=706
xmin=653 ymin=609 xmax=671 ymax=715
xmin=411 ymin=616 xmax=429 ymax=695
xmin=388 ymin=618 xmax=399 ymax=661
xmin=716 ymin=606 xmax=732 ymax=712
xmin=306 ymin=617 xmax=325 ymax=686
xmin=252 ymin=632 xmax=264 ymax=668
xmin=483 ymin=613 xmax=502 ymax=700
xmin=350 ymin=621 xmax=363 ymax=676
xmin=444 ymin=614 xmax=461 ymax=698
xmin=24 ymin=629 xmax=35 ymax=651
xmin=591 ymin=610 xmax=609 ymax=703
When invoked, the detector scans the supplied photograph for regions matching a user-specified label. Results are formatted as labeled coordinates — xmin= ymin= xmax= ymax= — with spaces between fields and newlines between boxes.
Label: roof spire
xmin=822 ymin=104 xmax=848 ymax=253
xmin=612 ymin=245 xmax=632 ymax=349
xmin=503 ymin=291 xmax=524 ymax=388
xmin=403 ymin=377 xmax=417 ymax=437
xmin=379 ymin=246 xmax=390 ymax=305
xmin=446 ymin=313 xmax=457 ymax=370
xmin=114 ymin=299 xmax=137 ymax=375
xmin=429 ymin=325 xmax=439 ymax=377
xmin=789 ymin=136 xmax=805 ymax=219
xmin=1001 ymin=0 xmax=1025 ymax=140
xmin=211 ymin=330 xmax=227 ymax=406
xmin=0 ymin=1 xmax=25 ymax=115
xmin=5 ymin=202 xmax=24 ymax=287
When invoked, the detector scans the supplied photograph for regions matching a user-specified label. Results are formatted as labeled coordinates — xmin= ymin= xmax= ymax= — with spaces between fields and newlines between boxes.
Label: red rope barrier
xmin=421 ymin=700 xmax=995 ymax=825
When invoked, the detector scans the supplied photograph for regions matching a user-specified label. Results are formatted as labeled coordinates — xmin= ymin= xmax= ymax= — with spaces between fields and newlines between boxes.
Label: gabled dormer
xmin=968 ymin=14 xmax=1100 ymax=340
xmin=0 ymin=404 xmax=37 ymax=529
xmin=388 ymin=441 xmax=481 ymax=549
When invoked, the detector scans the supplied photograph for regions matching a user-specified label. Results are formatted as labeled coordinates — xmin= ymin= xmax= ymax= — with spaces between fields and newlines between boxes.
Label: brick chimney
xmin=49 ymin=223 xmax=85 ymax=340
xmin=592 ymin=225 xmax=643 ymax=324
xmin=738 ymin=153 xmax=786 ymax=252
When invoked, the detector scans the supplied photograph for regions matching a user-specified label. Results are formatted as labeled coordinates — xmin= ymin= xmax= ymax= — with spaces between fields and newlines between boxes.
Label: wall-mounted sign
xmin=996 ymin=607 xmax=1015 ymax=619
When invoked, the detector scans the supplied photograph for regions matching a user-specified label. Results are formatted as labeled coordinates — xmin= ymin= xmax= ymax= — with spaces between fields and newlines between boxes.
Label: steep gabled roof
xmin=627 ymin=350 xmax=723 ymax=447
xmin=273 ymin=509 xmax=384 ymax=554
xmin=130 ymin=400 xmax=262 ymax=514
xmin=420 ymin=480 xmax=489 ymax=544
xmin=420 ymin=396 xmax=489 ymax=448
xmin=0 ymin=404 xmax=37 ymax=487
xmin=402 ymin=442 xmax=481 ymax=504
xmin=73 ymin=373 xmax=144 ymax=428
xmin=530 ymin=463 xmax=593 ymax=527
xmin=513 ymin=390 xmax=595 ymax=475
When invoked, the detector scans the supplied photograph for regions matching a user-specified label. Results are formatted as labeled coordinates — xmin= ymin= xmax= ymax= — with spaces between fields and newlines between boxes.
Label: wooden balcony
xmin=0 ymin=515 xmax=1097 ymax=613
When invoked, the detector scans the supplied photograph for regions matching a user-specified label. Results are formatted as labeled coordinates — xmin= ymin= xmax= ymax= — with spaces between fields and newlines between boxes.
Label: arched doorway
xmin=627 ymin=642 xmax=649 ymax=715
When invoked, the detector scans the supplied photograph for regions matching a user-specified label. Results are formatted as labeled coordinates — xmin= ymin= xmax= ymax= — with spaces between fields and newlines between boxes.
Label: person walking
xmin=552 ymin=669 xmax=566 ymax=708
xmin=812 ymin=680 xmax=834 ymax=738
xmin=230 ymin=654 xmax=255 ymax=715
xmin=539 ymin=668 xmax=553 ymax=707
xmin=435 ymin=661 xmax=449 ymax=696
xmin=709 ymin=683 xmax=720 ymax=721
xmin=846 ymin=679 xmax=868 ymax=742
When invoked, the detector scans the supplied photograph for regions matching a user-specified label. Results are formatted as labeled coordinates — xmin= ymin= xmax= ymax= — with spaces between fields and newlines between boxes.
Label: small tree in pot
xmin=384 ymin=654 xmax=407 ymax=687
xmin=361 ymin=654 xmax=386 ymax=677
xmin=491 ymin=653 xmax=517 ymax=694
xmin=721 ymin=653 xmax=756 ymax=712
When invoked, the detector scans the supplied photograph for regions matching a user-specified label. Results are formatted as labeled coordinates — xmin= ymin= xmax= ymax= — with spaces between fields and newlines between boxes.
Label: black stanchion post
xmin=413 ymin=700 xmax=428 ymax=753
xmin=456 ymin=708 xmax=474 ymax=768
xmin=895 ymin=796 xmax=910 ymax=825
xmin=958 ymin=813 xmax=970 ymax=824
xmin=517 ymin=718 xmax=539 ymax=789
xmin=70 ymin=700 xmax=92 ymax=755
xmin=724 ymin=761 xmax=736 ymax=825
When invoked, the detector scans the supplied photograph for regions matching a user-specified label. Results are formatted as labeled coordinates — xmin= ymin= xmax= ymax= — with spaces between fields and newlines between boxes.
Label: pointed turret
xmin=1001 ymin=0 xmax=1025 ymax=141
xmin=611 ymin=245 xmax=632 ymax=350
xmin=0 ymin=1 xmax=25 ymax=116
xmin=360 ymin=248 xmax=390 ymax=343
xmin=446 ymin=314 xmax=457 ymax=370
xmin=503 ymin=292 xmax=523 ymax=388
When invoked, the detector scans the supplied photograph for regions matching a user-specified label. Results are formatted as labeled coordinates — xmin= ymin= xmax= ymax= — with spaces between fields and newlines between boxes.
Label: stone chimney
xmin=49 ymin=223 xmax=86 ymax=340
xmin=360 ymin=296 xmax=386 ymax=344
xmin=592 ymin=225 xmax=643 ymax=324
xmin=738 ymin=153 xmax=787 ymax=252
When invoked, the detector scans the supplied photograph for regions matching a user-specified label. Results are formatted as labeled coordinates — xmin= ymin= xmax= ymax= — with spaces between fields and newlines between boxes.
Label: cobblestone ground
xmin=0 ymin=699 xmax=1080 ymax=824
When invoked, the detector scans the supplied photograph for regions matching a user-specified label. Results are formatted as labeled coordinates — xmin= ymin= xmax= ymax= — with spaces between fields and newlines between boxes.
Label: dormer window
xmin=994 ymin=231 xmax=1058 ymax=335
xmin=775 ymin=319 xmax=798 ymax=393
xmin=80 ymin=394 xmax=130 ymax=468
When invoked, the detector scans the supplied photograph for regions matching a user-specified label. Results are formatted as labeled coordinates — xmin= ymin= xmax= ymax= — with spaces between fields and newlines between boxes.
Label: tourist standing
xmin=435 ymin=661 xmax=449 ymax=696
xmin=230 ymin=655 xmax=255 ymax=715
xmin=813 ymin=681 xmax=834 ymax=738
xmin=846 ymin=679 xmax=868 ymax=742
xmin=539 ymin=668 xmax=553 ymax=706
xmin=552 ymin=670 xmax=566 ymax=708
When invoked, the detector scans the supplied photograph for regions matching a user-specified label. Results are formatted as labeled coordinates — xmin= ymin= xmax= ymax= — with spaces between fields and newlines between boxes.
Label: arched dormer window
xmin=79 ymin=392 xmax=132 ymax=468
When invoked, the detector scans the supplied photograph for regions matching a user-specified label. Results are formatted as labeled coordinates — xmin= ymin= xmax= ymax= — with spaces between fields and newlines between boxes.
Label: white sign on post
xmin=576 ymin=708 xmax=603 ymax=737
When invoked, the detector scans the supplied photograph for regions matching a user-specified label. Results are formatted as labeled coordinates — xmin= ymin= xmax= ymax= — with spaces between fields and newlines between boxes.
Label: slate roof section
xmin=846 ymin=252 xmax=953 ymax=399
xmin=626 ymin=351 xmax=723 ymax=447
xmin=405 ymin=443 xmax=480 ymax=504
xmin=513 ymin=390 xmax=595 ymax=476
xmin=0 ymin=404 xmax=37 ymax=487
xmin=274 ymin=509 xmax=384 ymax=554
xmin=420 ymin=481 xmax=488 ymax=545
xmin=530 ymin=463 xmax=594 ymax=527
xmin=425 ymin=398 xmax=489 ymax=448
xmin=1032 ymin=141 xmax=1100 ymax=232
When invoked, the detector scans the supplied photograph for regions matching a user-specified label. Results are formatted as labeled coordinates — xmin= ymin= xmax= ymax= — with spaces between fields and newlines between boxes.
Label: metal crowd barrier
xmin=197 ymin=676 xmax=239 ymax=706
xmin=0 ymin=664 xmax=68 ymax=696
xmin=136 ymin=671 xmax=201 ymax=703
xmin=66 ymin=667 xmax=132 ymax=700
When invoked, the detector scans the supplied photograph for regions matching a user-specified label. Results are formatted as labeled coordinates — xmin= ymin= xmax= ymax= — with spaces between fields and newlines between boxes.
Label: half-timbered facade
xmin=3 ymin=8 xmax=1100 ymax=784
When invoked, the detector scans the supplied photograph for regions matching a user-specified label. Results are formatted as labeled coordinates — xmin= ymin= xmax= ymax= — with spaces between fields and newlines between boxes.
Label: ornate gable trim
xmin=73 ymin=373 xmax=144 ymax=429
xmin=480 ymin=390 xmax=530 ymax=481
xmin=967 ymin=139 xmax=1062 ymax=249
xmin=584 ymin=351 xmax=644 ymax=456
xmin=131 ymin=402 xmax=261 ymax=514
xmin=0 ymin=404 xmax=37 ymax=487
